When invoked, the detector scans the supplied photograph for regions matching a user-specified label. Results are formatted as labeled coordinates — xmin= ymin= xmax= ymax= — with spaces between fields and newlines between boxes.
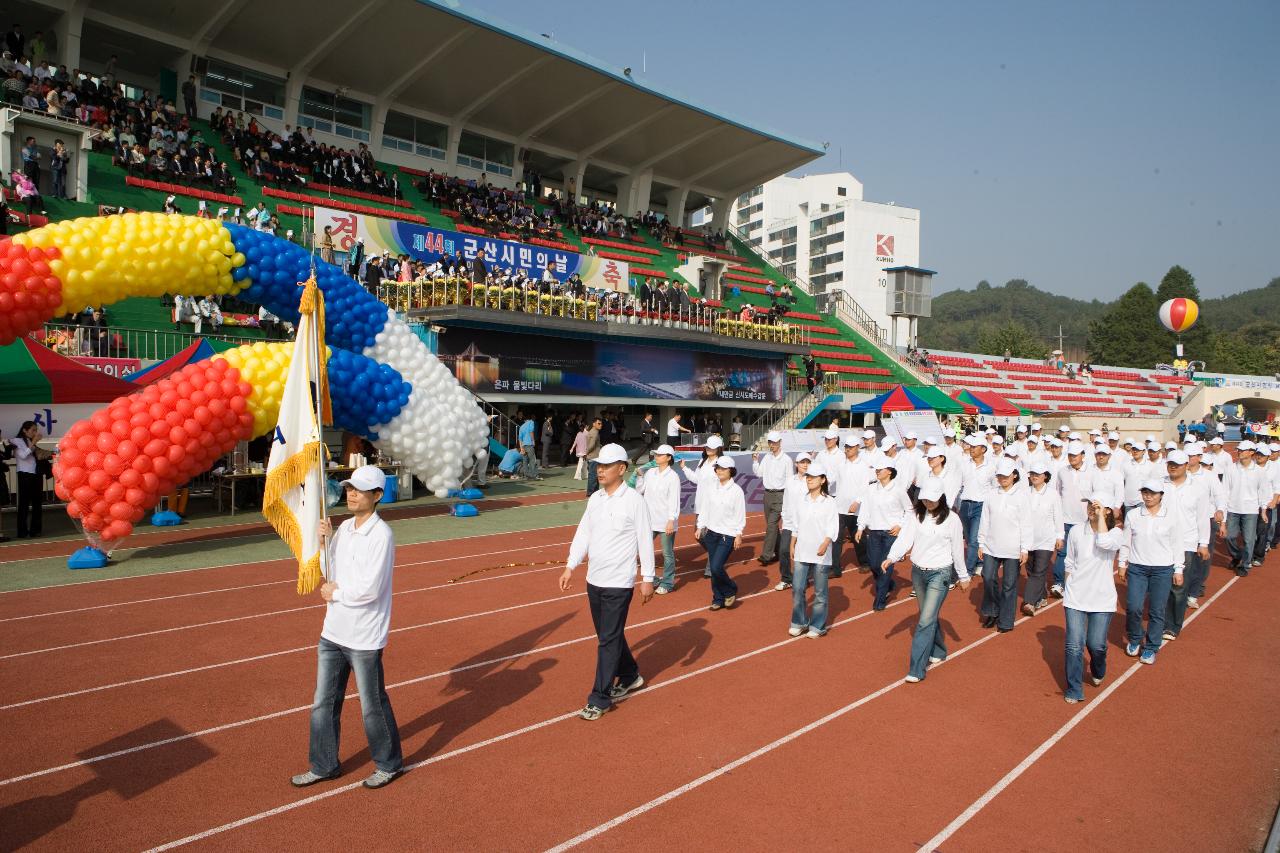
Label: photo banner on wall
xmin=313 ymin=206 xmax=629 ymax=293
xmin=436 ymin=328 xmax=786 ymax=403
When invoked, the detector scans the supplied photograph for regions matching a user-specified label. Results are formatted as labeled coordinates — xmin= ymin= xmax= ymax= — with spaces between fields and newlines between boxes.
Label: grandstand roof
xmin=66 ymin=0 xmax=824 ymax=203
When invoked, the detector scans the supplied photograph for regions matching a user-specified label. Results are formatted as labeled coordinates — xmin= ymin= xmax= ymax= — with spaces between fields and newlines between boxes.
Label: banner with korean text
xmin=312 ymin=206 xmax=629 ymax=293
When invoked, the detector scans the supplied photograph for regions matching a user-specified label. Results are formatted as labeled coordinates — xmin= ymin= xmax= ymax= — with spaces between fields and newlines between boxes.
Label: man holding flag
xmin=263 ymin=277 xmax=402 ymax=789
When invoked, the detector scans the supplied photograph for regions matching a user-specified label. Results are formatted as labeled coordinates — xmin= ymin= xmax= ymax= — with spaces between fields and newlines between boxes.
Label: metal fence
xmin=37 ymin=323 xmax=288 ymax=361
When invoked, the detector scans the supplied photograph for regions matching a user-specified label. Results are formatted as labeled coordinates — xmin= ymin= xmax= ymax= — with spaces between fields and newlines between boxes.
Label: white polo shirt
xmin=567 ymin=483 xmax=656 ymax=587
xmin=322 ymin=513 xmax=396 ymax=651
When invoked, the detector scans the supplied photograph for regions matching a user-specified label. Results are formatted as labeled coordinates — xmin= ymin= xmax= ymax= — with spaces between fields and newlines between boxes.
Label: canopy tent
xmin=128 ymin=339 xmax=228 ymax=386
xmin=849 ymin=384 xmax=967 ymax=415
xmin=0 ymin=338 xmax=137 ymax=404
xmin=951 ymin=389 xmax=992 ymax=414
xmin=953 ymin=388 xmax=1032 ymax=416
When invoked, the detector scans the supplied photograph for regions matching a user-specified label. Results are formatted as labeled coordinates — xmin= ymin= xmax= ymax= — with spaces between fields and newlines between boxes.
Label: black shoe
xmin=981 ymin=616 xmax=997 ymax=628
xmin=829 ymin=571 xmax=843 ymax=578
xmin=1235 ymin=568 xmax=1248 ymax=577
xmin=997 ymin=626 xmax=1013 ymax=633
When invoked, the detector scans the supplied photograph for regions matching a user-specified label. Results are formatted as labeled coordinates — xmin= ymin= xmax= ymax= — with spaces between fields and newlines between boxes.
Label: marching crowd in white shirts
xmin=559 ymin=422 xmax=1280 ymax=719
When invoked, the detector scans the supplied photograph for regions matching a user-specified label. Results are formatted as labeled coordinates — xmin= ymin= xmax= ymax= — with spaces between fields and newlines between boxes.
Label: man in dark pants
xmin=830 ymin=435 xmax=870 ymax=577
xmin=560 ymin=444 xmax=655 ymax=720
xmin=752 ymin=430 xmax=793 ymax=565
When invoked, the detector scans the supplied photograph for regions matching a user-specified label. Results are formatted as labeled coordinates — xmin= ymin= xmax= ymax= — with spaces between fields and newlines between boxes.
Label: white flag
xmin=263 ymin=278 xmax=330 ymax=594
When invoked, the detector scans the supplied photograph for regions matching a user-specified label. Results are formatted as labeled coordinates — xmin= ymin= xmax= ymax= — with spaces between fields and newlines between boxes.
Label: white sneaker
xmin=1050 ymin=584 xmax=1064 ymax=598
xmin=654 ymin=586 xmax=669 ymax=595
xmin=805 ymin=628 xmax=823 ymax=638
xmin=788 ymin=626 xmax=804 ymax=637
xmin=928 ymin=656 xmax=944 ymax=665
xmin=904 ymin=675 xmax=921 ymax=683
xmin=774 ymin=581 xmax=792 ymax=591
xmin=1186 ymin=596 xmax=1199 ymax=609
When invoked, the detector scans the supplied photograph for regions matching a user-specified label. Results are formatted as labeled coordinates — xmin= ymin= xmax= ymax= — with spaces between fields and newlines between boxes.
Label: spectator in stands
xmin=5 ymin=25 xmax=23 ymax=61
xmin=318 ymin=226 xmax=336 ymax=264
xmin=471 ymin=249 xmax=488 ymax=284
xmin=182 ymin=74 xmax=196 ymax=118
xmin=48 ymin=138 xmax=69 ymax=199
xmin=20 ymin=135 xmax=38 ymax=185
xmin=10 ymin=168 xmax=41 ymax=215
xmin=83 ymin=308 xmax=109 ymax=356
xmin=196 ymin=294 xmax=223 ymax=333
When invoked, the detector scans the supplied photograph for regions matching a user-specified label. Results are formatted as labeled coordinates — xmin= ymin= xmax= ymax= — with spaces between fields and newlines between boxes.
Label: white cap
xmin=766 ymin=431 xmax=782 ymax=443
xmin=597 ymin=443 xmax=629 ymax=464
xmin=1271 ymin=442 xmax=1280 ymax=452
xmin=1069 ymin=432 xmax=1082 ymax=441
xmin=714 ymin=456 xmax=736 ymax=469
xmin=1089 ymin=429 xmax=1102 ymax=436
xmin=1164 ymin=441 xmax=1178 ymax=450
xmin=991 ymin=434 xmax=1005 ymax=445
xmin=1067 ymin=441 xmax=1087 ymax=455
xmin=1122 ymin=438 xmax=1136 ymax=447
xmin=795 ymin=452 xmax=813 ymax=463
xmin=1032 ymin=422 xmax=1043 ymax=431
xmin=926 ymin=447 xmax=945 ymax=459
xmin=1005 ymin=444 xmax=1022 ymax=457
xmin=1201 ymin=454 xmax=1216 ymax=466
xmin=873 ymin=457 xmax=896 ymax=470
xmin=1165 ymin=449 xmax=1189 ymax=465
xmin=880 ymin=436 xmax=898 ymax=450
xmin=655 ymin=444 xmax=676 ymax=457
xmin=921 ymin=435 xmax=937 ymax=444
xmin=1058 ymin=425 xmax=1070 ymax=432
xmin=1108 ymin=431 xmax=1120 ymax=441
xmin=841 ymin=434 xmax=859 ymax=447
xmin=340 ymin=465 xmax=386 ymax=492
xmin=995 ymin=458 xmax=1018 ymax=477
xmin=1094 ymin=443 xmax=1112 ymax=455
xmin=1238 ymin=440 xmax=1255 ymax=451
xmin=1186 ymin=443 xmax=1203 ymax=456
xmin=862 ymin=429 xmax=876 ymax=439
xmin=1088 ymin=491 xmax=1121 ymax=510
xmin=824 ymin=428 xmax=840 ymax=440
xmin=1144 ymin=441 xmax=1160 ymax=451
xmin=1139 ymin=478 xmax=1166 ymax=493
xmin=705 ymin=435 xmax=724 ymax=449
xmin=917 ymin=481 xmax=944 ymax=502
xmin=1184 ymin=434 xmax=1197 ymax=443
xmin=1257 ymin=445 xmax=1273 ymax=457
xmin=985 ymin=427 xmax=996 ymax=435
xmin=1209 ymin=437 xmax=1224 ymax=446
xmin=1028 ymin=461 xmax=1050 ymax=475
xmin=1048 ymin=437 xmax=1063 ymax=448
xmin=1026 ymin=433 xmax=1040 ymax=443
xmin=904 ymin=431 xmax=918 ymax=440
xmin=1016 ymin=424 xmax=1027 ymax=433
xmin=806 ymin=461 xmax=828 ymax=477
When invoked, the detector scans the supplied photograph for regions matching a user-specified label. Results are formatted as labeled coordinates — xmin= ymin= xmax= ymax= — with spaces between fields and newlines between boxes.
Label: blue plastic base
xmin=450 ymin=502 xmax=478 ymax=517
xmin=151 ymin=510 xmax=183 ymax=526
xmin=457 ymin=488 xmax=483 ymax=501
xmin=68 ymin=547 xmax=109 ymax=569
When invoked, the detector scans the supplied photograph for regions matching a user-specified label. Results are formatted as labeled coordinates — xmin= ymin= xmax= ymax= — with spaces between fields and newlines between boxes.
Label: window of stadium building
xmin=382 ymin=110 xmax=448 ymax=161
xmin=299 ymin=87 xmax=371 ymax=141
xmin=811 ymin=271 xmax=843 ymax=289
xmin=199 ymin=59 xmax=286 ymax=120
xmin=457 ymin=131 xmax=514 ymax=177
xmin=809 ymin=211 xmax=844 ymax=236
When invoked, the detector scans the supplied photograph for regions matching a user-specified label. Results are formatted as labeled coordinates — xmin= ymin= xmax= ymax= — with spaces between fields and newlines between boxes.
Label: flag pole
xmin=307 ymin=276 xmax=330 ymax=582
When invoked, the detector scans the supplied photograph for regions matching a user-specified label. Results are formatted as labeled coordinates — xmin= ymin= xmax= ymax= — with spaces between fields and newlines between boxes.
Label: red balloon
xmin=166 ymin=445 xmax=185 ymax=464
xmin=227 ymin=396 xmax=245 ymax=414
xmin=125 ymin=487 xmax=147 ymax=506
xmin=84 ymin=450 xmax=104 ymax=470
xmin=184 ymin=438 xmax=202 ymax=457
xmin=110 ymin=419 xmax=131 ymax=441
xmin=91 ymin=499 xmax=110 ymax=518
xmin=129 ymin=506 xmax=146 ymax=523
xmin=133 ymin=453 xmax=154 ymax=473
xmin=116 ymin=440 xmax=138 ymax=462
xmin=104 ymin=520 xmax=132 ymax=540
xmin=160 ymin=389 xmax=178 ymax=407
xmin=143 ymin=439 xmax=166 ymax=459
xmin=129 ymin=412 xmax=149 ymax=429
xmin=129 ymin=425 xmax=150 ymax=446
xmin=149 ymin=403 xmax=167 ymax=421
xmin=104 ymin=482 xmax=125 ymax=504
xmin=109 ymin=501 xmax=133 ymax=521
xmin=60 ymin=464 xmax=87 ymax=488
xmin=76 ymin=433 xmax=96 ymax=452
xmin=142 ymin=472 xmax=160 ymax=493
xmin=88 ymin=470 xmax=111 ymax=492
xmin=176 ymin=380 xmax=194 ymax=397
xmin=119 ymin=468 xmax=141 ymax=488
xmin=169 ymin=426 xmax=188 ymax=445
xmin=59 ymin=448 xmax=84 ymax=468
xmin=191 ymin=389 xmax=209 ymax=406
xmin=95 ymin=432 xmax=117 ymax=454
xmin=66 ymin=500 xmax=83 ymax=519
xmin=103 ymin=455 xmax=126 ymax=477
xmin=90 ymin=410 xmax=111 ymax=432
xmin=84 ymin=513 xmax=104 ymax=531
xmin=152 ymin=456 xmax=172 ymax=479
xmin=165 ymin=411 xmax=184 ymax=428
xmin=194 ymin=406 xmax=213 ymax=426
xmin=73 ymin=484 xmax=96 ymax=505
xmin=149 ymin=420 xmax=169 ymax=439
xmin=208 ymin=398 xmax=228 ymax=417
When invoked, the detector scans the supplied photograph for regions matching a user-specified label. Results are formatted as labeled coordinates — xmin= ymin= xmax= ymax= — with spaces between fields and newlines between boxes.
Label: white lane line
xmin=541 ymin=600 xmax=1058 ymax=852
xmin=0 ymin=498 xmax=587 ymax=593
xmin=916 ymin=575 xmax=1240 ymax=853
xmin=0 ymin=535 xmax=761 ymax=658
xmin=143 ymin=589 xmax=919 ymax=851
xmin=1 ymin=558 xmax=782 ymax=786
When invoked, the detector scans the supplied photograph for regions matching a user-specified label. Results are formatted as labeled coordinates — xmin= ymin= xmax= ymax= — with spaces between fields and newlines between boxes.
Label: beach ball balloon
xmin=1158 ymin=298 xmax=1198 ymax=333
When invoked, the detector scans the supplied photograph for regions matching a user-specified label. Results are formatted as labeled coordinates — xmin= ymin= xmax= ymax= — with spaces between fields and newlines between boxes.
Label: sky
xmin=460 ymin=0 xmax=1279 ymax=300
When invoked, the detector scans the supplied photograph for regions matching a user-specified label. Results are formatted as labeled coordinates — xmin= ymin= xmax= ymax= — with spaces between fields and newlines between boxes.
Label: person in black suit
xmin=471 ymin=249 xmax=488 ymax=284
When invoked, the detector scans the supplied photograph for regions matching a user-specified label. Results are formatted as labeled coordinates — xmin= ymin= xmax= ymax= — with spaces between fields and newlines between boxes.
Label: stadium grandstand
xmin=1 ymin=0 xmax=1275 ymax=440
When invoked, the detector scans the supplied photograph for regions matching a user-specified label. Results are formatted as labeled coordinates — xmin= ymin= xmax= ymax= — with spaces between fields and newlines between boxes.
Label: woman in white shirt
xmin=1022 ymin=463 xmax=1064 ymax=616
xmin=777 ymin=453 xmax=814 ymax=591
xmin=855 ymin=459 xmax=913 ymax=610
xmin=1117 ymin=478 xmax=1184 ymax=665
xmin=1062 ymin=492 xmax=1125 ymax=703
xmin=922 ymin=447 xmax=961 ymax=507
xmin=882 ymin=481 xmax=970 ymax=682
xmin=637 ymin=444 xmax=681 ymax=594
xmin=11 ymin=420 xmax=47 ymax=538
xmin=681 ymin=435 xmax=726 ymax=577
xmin=696 ymin=457 xmax=746 ymax=611
xmin=788 ymin=461 xmax=839 ymax=637
xmin=977 ymin=458 xmax=1031 ymax=632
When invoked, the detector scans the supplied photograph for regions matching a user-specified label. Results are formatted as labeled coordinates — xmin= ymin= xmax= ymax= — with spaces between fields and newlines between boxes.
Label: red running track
xmin=0 ymin=511 xmax=1277 ymax=852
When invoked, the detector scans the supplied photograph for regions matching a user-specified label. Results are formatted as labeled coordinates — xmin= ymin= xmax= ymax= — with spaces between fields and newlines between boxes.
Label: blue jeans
xmin=908 ymin=565 xmax=951 ymax=679
xmin=960 ymin=500 xmax=983 ymax=579
xmin=981 ymin=554 xmax=1020 ymax=630
xmin=790 ymin=561 xmax=829 ymax=633
xmin=652 ymin=530 xmax=676 ymax=590
xmin=522 ymin=445 xmax=541 ymax=479
xmin=1053 ymin=522 xmax=1076 ymax=587
xmin=1064 ymin=607 xmax=1112 ymax=700
xmin=863 ymin=529 xmax=898 ymax=610
xmin=1226 ymin=512 xmax=1258 ymax=570
xmin=309 ymin=636 xmax=403 ymax=776
xmin=586 ymin=459 xmax=599 ymax=496
xmin=1194 ymin=523 xmax=1216 ymax=597
xmin=1165 ymin=551 xmax=1197 ymax=636
xmin=1125 ymin=563 xmax=1173 ymax=655
xmin=702 ymin=530 xmax=738 ymax=605
xmin=1256 ymin=510 xmax=1277 ymax=561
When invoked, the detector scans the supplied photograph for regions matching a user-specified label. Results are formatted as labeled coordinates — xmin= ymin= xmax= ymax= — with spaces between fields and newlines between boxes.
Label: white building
xmin=731 ymin=172 xmax=921 ymax=335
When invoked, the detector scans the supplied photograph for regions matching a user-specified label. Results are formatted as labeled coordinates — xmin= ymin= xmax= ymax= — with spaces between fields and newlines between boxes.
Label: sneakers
xmin=1091 ymin=676 xmax=1104 ymax=686
xmin=1125 ymin=642 xmax=1141 ymax=657
xmin=928 ymin=656 xmax=944 ymax=665
xmin=1021 ymin=603 xmax=1036 ymax=618
xmin=788 ymin=626 xmax=804 ymax=637
xmin=363 ymin=768 xmax=402 ymax=789
xmin=724 ymin=595 xmax=736 ymax=608
xmin=774 ymin=581 xmax=792 ymax=591
xmin=908 ymin=589 xmax=917 ymax=598
xmin=805 ymin=628 xmax=823 ymax=639
xmin=654 ymin=586 xmax=669 ymax=595
xmin=1064 ymin=696 xmax=1080 ymax=704
xmin=1187 ymin=596 xmax=1199 ymax=609
xmin=579 ymin=704 xmax=611 ymax=721
xmin=904 ymin=675 xmax=921 ymax=683
xmin=1162 ymin=631 xmax=1177 ymax=642
xmin=708 ymin=602 xmax=724 ymax=611
xmin=290 ymin=770 xmax=340 ymax=788
xmin=1050 ymin=583 xmax=1064 ymax=598
xmin=1251 ymin=559 xmax=1263 ymax=567
xmin=1140 ymin=651 xmax=1156 ymax=665
xmin=609 ymin=675 xmax=644 ymax=699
